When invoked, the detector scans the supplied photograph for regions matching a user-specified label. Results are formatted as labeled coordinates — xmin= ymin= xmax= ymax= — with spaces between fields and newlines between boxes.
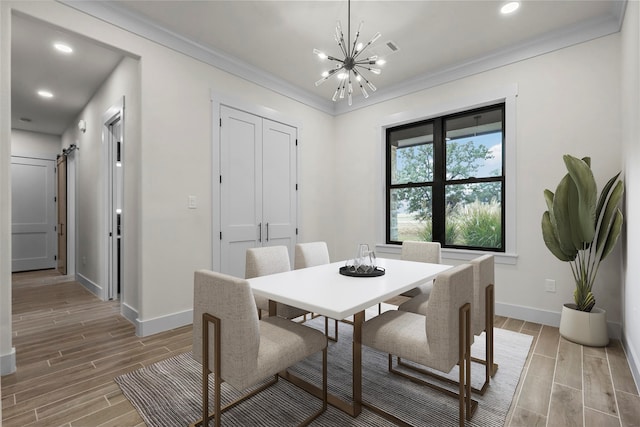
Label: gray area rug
xmin=115 ymin=315 xmax=533 ymax=426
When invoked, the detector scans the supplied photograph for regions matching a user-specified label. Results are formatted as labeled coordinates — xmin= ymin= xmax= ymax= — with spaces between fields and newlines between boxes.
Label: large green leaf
xmin=542 ymin=212 xmax=576 ymax=261
xmin=563 ymin=155 xmax=597 ymax=243
xmin=543 ymin=189 xmax=554 ymax=213
xmin=601 ymin=208 xmax=623 ymax=261
xmin=596 ymin=180 xmax=624 ymax=253
xmin=595 ymin=172 xmax=621 ymax=220
xmin=553 ymin=174 xmax=580 ymax=254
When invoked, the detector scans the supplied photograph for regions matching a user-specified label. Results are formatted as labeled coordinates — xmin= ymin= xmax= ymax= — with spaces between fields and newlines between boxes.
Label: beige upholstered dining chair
xmin=400 ymin=240 xmax=441 ymax=297
xmin=398 ymin=254 xmax=496 ymax=394
xmin=245 ymin=246 xmax=309 ymax=320
xmin=294 ymin=241 xmax=339 ymax=341
xmin=362 ymin=263 xmax=476 ymax=427
xmin=192 ymin=269 xmax=327 ymax=427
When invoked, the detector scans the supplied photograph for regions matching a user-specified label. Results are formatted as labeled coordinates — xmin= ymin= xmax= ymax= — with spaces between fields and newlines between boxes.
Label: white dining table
xmin=247 ymin=257 xmax=452 ymax=417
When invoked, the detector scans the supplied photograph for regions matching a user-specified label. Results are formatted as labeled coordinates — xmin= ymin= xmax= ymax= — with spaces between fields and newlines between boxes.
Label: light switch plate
xmin=188 ymin=195 xmax=197 ymax=209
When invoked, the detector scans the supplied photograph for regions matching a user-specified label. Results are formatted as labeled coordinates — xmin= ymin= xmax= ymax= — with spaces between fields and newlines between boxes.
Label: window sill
xmin=375 ymin=243 xmax=518 ymax=265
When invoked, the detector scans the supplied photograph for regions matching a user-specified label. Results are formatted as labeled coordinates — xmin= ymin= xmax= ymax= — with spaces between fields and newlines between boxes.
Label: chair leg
xmin=194 ymin=312 xmax=326 ymax=427
xmin=400 ymin=284 xmax=498 ymax=396
xmin=197 ymin=313 xmax=221 ymax=427
xmin=323 ymin=317 xmax=340 ymax=342
xmin=324 ymin=317 xmax=335 ymax=342
xmin=386 ymin=303 xmax=477 ymax=426
xmin=458 ymin=303 xmax=474 ymax=426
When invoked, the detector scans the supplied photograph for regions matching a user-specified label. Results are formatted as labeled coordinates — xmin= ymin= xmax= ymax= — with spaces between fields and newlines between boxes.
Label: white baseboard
xmin=137 ymin=309 xmax=193 ymax=337
xmin=0 ymin=347 xmax=16 ymax=375
xmin=495 ymin=302 xmax=622 ymax=339
xmin=76 ymin=273 xmax=103 ymax=299
xmin=621 ymin=333 xmax=640 ymax=393
xmin=121 ymin=302 xmax=139 ymax=331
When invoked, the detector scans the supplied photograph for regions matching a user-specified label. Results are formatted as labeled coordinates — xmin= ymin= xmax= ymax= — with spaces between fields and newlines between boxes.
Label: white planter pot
xmin=559 ymin=304 xmax=609 ymax=347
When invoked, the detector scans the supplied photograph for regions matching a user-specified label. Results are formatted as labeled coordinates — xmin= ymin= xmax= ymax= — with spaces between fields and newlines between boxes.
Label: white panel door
xmin=219 ymin=106 xmax=297 ymax=277
xmin=220 ymin=106 xmax=263 ymax=278
xmin=11 ymin=156 xmax=57 ymax=272
xmin=262 ymin=119 xmax=297 ymax=255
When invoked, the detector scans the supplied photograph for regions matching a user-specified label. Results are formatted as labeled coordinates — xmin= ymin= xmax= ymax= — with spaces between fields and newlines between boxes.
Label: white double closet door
xmin=219 ymin=106 xmax=297 ymax=278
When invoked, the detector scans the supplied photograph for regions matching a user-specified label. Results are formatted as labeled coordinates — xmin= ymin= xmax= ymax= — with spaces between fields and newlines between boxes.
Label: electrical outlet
xmin=545 ymin=279 xmax=556 ymax=293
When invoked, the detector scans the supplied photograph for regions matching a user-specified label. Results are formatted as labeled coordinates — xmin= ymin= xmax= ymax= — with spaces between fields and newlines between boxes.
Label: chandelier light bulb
xmin=332 ymin=88 xmax=340 ymax=101
xmin=376 ymin=59 xmax=386 ymax=65
xmin=367 ymin=81 xmax=377 ymax=91
xmin=313 ymin=49 xmax=328 ymax=60
xmin=356 ymin=42 xmax=363 ymax=52
xmin=340 ymin=86 xmax=346 ymax=99
xmin=360 ymin=84 xmax=369 ymax=98
xmin=321 ymin=71 xmax=329 ymax=77
xmin=370 ymin=68 xmax=381 ymax=75
xmin=338 ymin=72 xmax=348 ymax=79
xmin=369 ymin=32 xmax=382 ymax=44
xmin=348 ymin=92 xmax=352 ymax=106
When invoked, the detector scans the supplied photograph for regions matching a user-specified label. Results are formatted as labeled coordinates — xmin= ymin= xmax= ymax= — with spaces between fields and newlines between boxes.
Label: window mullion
xmin=431 ymin=118 xmax=445 ymax=244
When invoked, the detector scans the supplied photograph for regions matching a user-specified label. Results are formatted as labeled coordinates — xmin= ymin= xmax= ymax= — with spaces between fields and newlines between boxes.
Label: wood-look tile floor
xmin=2 ymin=270 xmax=639 ymax=426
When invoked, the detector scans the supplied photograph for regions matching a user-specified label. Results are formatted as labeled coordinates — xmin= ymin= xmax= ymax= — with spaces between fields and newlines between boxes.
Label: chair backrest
xmin=424 ymin=263 xmax=473 ymax=373
xmin=245 ymin=246 xmax=291 ymax=279
xmin=192 ymin=269 xmax=260 ymax=389
xmin=401 ymin=241 xmax=441 ymax=264
xmin=470 ymin=254 xmax=495 ymax=335
xmin=294 ymin=241 xmax=330 ymax=269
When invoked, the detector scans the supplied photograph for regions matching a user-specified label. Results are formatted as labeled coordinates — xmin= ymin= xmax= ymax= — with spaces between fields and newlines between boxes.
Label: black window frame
xmin=385 ymin=103 xmax=506 ymax=252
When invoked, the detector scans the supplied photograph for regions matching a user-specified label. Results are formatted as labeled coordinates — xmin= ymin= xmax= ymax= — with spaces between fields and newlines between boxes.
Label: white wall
xmin=0 ymin=0 xmax=13 ymax=385
xmin=621 ymin=0 xmax=640 ymax=385
xmin=0 ymin=0 xmax=335 ymax=341
xmin=11 ymin=129 xmax=61 ymax=157
xmin=60 ymin=56 xmax=140 ymax=316
xmin=332 ymin=34 xmax=623 ymax=331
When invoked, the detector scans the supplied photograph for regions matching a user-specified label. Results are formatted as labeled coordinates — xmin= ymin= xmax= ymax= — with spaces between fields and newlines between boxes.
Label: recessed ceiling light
xmin=501 ymin=1 xmax=520 ymax=14
xmin=54 ymin=42 xmax=73 ymax=54
xmin=37 ymin=90 xmax=54 ymax=98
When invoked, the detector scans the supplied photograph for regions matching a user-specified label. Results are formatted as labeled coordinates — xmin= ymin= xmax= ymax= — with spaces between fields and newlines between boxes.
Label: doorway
xmin=56 ymin=154 xmax=67 ymax=275
xmin=103 ymin=100 xmax=124 ymax=301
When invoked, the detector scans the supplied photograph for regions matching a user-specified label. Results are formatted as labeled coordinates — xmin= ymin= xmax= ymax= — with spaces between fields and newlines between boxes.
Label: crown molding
xmin=58 ymin=0 xmax=336 ymax=114
xmin=334 ymin=3 xmax=626 ymax=115
xmin=58 ymin=0 xmax=626 ymax=117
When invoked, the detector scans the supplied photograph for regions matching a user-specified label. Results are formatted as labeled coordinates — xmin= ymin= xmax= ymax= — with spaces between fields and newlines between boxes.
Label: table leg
xmin=269 ymin=300 xmax=277 ymax=317
xmin=352 ymin=310 xmax=364 ymax=416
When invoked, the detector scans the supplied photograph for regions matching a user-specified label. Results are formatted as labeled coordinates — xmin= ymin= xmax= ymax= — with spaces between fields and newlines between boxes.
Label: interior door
xmin=220 ymin=106 xmax=263 ymax=278
xmin=11 ymin=156 xmax=57 ymax=272
xmin=106 ymin=113 xmax=124 ymax=300
xmin=262 ymin=119 xmax=297 ymax=250
xmin=56 ymin=155 xmax=67 ymax=275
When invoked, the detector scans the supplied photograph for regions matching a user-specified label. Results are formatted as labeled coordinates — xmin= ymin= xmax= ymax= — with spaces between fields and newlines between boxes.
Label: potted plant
xmin=541 ymin=154 xmax=624 ymax=346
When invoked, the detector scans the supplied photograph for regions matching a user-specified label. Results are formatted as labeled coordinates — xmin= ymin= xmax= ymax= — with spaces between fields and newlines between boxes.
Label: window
xmin=386 ymin=104 xmax=505 ymax=251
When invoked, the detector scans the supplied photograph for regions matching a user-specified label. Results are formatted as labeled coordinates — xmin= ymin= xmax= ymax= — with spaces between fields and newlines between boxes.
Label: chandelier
xmin=313 ymin=0 xmax=385 ymax=105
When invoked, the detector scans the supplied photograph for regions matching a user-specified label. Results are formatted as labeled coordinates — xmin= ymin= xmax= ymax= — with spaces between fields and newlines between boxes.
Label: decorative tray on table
xmin=339 ymin=265 xmax=386 ymax=277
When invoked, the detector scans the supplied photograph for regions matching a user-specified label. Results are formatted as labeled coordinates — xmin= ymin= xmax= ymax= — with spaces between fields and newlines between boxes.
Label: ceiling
xmin=11 ymin=1 xmax=625 ymax=135
xmin=11 ymin=13 xmax=126 ymax=135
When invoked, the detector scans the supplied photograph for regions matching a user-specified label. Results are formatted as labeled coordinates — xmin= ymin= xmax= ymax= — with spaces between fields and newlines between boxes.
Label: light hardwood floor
xmin=2 ymin=270 xmax=639 ymax=426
